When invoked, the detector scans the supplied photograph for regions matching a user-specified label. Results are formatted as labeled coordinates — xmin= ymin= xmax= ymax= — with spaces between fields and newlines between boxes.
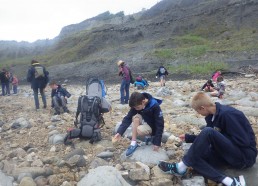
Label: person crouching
xmin=49 ymin=80 xmax=71 ymax=115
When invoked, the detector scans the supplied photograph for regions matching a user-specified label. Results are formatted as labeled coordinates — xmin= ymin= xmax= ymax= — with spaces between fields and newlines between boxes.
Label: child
xmin=134 ymin=76 xmax=149 ymax=90
xmin=158 ymin=92 xmax=257 ymax=186
xmin=156 ymin=66 xmax=168 ymax=86
xmin=212 ymin=70 xmax=221 ymax=82
xmin=12 ymin=75 xmax=19 ymax=94
xmin=113 ymin=92 xmax=164 ymax=157
xmin=201 ymin=79 xmax=215 ymax=92
xmin=49 ymin=80 xmax=71 ymax=115
xmin=211 ymin=76 xmax=225 ymax=99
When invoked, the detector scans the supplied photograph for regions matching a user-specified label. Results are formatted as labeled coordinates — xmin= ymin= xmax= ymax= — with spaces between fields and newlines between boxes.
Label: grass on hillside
xmin=167 ymin=61 xmax=228 ymax=75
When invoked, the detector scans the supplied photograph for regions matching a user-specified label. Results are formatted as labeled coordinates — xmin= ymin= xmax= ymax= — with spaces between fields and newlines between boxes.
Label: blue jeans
xmin=120 ymin=80 xmax=130 ymax=103
xmin=33 ymin=88 xmax=47 ymax=109
xmin=1 ymin=82 xmax=10 ymax=95
xmin=13 ymin=85 xmax=18 ymax=94
xmin=183 ymin=127 xmax=248 ymax=183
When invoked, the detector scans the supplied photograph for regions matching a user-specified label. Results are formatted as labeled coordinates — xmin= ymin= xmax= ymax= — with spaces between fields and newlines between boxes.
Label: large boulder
xmin=77 ymin=166 xmax=131 ymax=186
xmin=0 ymin=171 xmax=13 ymax=186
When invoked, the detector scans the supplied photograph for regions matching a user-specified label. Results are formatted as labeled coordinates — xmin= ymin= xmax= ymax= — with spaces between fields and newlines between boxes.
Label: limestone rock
xmin=19 ymin=177 xmax=36 ymax=186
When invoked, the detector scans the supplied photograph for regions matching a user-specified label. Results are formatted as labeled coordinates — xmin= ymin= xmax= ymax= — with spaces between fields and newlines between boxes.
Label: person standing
xmin=117 ymin=60 xmax=131 ymax=104
xmin=156 ymin=66 xmax=168 ymax=86
xmin=0 ymin=68 xmax=10 ymax=96
xmin=27 ymin=60 xmax=49 ymax=110
xmin=12 ymin=75 xmax=19 ymax=94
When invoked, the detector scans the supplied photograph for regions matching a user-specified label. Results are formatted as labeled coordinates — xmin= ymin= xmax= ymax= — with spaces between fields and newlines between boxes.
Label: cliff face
xmin=1 ymin=0 xmax=258 ymax=82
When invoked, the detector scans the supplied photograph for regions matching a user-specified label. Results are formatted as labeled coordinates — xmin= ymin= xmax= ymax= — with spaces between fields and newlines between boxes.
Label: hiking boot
xmin=231 ymin=176 xmax=246 ymax=186
xmin=126 ymin=144 xmax=139 ymax=157
xmin=158 ymin=161 xmax=186 ymax=176
xmin=54 ymin=111 xmax=60 ymax=115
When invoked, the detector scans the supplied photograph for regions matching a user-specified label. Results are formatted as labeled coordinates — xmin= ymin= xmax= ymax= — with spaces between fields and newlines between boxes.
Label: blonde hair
xmin=191 ymin=92 xmax=214 ymax=110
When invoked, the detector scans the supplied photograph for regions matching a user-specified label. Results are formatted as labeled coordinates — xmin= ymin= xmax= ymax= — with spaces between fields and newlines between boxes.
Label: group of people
xmin=2 ymin=59 xmax=256 ymax=186
xmin=0 ymin=68 xmax=18 ymax=96
xmin=201 ymin=71 xmax=226 ymax=99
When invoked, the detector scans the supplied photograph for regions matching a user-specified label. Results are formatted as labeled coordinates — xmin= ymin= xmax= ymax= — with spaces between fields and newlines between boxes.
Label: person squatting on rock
xmin=0 ymin=68 xmax=11 ymax=96
xmin=158 ymin=92 xmax=257 ymax=186
xmin=49 ymin=80 xmax=71 ymax=115
xmin=27 ymin=59 xmax=49 ymax=110
xmin=201 ymin=79 xmax=215 ymax=92
xmin=113 ymin=92 xmax=164 ymax=157
xmin=156 ymin=65 xmax=168 ymax=86
xmin=211 ymin=76 xmax=226 ymax=99
xmin=134 ymin=75 xmax=149 ymax=90
xmin=117 ymin=60 xmax=132 ymax=104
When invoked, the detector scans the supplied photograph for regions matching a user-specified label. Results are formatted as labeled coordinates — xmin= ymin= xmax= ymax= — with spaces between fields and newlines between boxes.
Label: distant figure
xmin=49 ymin=80 xmax=71 ymax=115
xmin=113 ymin=92 xmax=164 ymax=157
xmin=211 ymin=76 xmax=226 ymax=99
xmin=117 ymin=60 xmax=132 ymax=104
xmin=158 ymin=92 xmax=257 ymax=186
xmin=27 ymin=60 xmax=49 ymax=110
xmin=156 ymin=66 xmax=168 ymax=86
xmin=12 ymin=75 xmax=19 ymax=94
xmin=201 ymin=79 xmax=215 ymax=92
xmin=0 ymin=68 xmax=10 ymax=96
xmin=134 ymin=76 xmax=149 ymax=90
xmin=212 ymin=70 xmax=221 ymax=82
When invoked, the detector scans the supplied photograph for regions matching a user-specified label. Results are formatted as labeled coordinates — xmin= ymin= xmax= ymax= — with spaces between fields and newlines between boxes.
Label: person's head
xmin=31 ymin=59 xmax=39 ymax=65
xmin=129 ymin=92 xmax=147 ymax=110
xmin=207 ymin=79 xmax=212 ymax=85
xmin=49 ymin=80 xmax=58 ymax=89
xmin=217 ymin=76 xmax=223 ymax=82
xmin=117 ymin=60 xmax=125 ymax=67
xmin=191 ymin=92 xmax=215 ymax=116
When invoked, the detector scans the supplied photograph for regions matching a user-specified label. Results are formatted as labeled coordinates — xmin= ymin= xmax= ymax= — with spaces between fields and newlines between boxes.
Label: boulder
xmin=0 ymin=170 xmax=13 ymax=186
xmin=77 ymin=166 xmax=131 ymax=186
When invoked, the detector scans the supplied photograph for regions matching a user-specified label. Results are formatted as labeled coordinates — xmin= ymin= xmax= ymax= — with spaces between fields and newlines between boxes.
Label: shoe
xmin=63 ymin=107 xmax=70 ymax=113
xmin=125 ymin=144 xmax=138 ymax=157
xmin=231 ymin=176 xmax=245 ymax=186
xmin=43 ymin=105 xmax=47 ymax=109
xmin=158 ymin=161 xmax=186 ymax=176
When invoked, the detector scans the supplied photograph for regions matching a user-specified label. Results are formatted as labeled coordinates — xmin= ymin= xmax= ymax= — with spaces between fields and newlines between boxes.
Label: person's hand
xmin=179 ymin=134 xmax=185 ymax=142
xmin=113 ymin=133 xmax=121 ymax=142
xmin=153 ymin=145 xmax=159 ymax=151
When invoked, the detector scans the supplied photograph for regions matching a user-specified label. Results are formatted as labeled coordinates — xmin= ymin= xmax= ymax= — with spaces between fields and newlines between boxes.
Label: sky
xmin=0 ymin=0 xmax=159 ymax=42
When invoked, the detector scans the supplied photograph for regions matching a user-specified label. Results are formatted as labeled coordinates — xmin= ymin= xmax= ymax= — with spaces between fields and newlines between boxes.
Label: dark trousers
xmin=33 ymin=88 xmax=47 ymax=109
xmin=120 ymin=79 xmax=130 ymax=104
xmin=183 ymin=127 xmax=246 ymax=183
xmin=1 ymin=82 xmax=10 ymax=95
xmin=52 ymin=96 xmax=67 ymax=112
xmin=13 ymin=85 xmax=18 ymax=94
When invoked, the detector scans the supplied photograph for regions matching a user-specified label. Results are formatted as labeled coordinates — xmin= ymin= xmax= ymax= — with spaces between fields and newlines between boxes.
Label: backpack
xmin=34 ymin=66 xmax=45 ymax=79
xmin=86 ymin=78 xmax=107 ymax=98
xmin=79 ymin=95 xmax=104 ymax=143
xmin=159 ymin=67 xmax=166 ymax=74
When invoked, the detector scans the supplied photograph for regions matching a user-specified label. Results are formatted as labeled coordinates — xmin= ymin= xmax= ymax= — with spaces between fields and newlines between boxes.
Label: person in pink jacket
xmin=12 ymin=75 xmax=18 ymax=94
xmin=212 ymin=71 xmax=221 ymax=82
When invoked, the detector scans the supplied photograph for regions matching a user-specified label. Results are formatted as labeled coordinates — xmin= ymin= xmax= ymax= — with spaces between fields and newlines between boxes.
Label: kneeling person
xmin=49 ymin=81 xmax=71 ymax=115
xmin=114 ymin=92 xmax=164 ymax=157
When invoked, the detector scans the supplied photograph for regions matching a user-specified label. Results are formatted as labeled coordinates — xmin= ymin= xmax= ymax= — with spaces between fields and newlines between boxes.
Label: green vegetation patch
xmin=168 ymin=61 xmax=228 ymax=75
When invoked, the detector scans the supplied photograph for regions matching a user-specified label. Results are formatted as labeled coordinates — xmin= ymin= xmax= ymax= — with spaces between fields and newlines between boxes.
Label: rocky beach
xmin=0 ymin=75 xmax=258 ymax=186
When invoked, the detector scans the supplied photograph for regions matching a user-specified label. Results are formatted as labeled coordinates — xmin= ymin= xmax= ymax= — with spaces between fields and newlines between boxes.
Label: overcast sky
xmin=0 ymin=0 xmax=159 ymax=42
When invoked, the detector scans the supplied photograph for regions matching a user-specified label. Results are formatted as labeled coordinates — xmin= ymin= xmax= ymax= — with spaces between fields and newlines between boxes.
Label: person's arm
xmin=26 ymin=68 xmax=32 ymax=82
xmin=201 ymin=83 xmax=207 ymax=90
xmin=116 ymin=109 xmax=135 ymax=136
xmin=152 ymin=106 xmax=164 ymax=147
xmin=62 ymin=88 xmax=71 ymax=98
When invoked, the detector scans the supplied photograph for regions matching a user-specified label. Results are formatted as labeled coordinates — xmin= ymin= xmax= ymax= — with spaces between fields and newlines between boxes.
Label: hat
xmin=117 ymin=60 xmax=125 ymax=66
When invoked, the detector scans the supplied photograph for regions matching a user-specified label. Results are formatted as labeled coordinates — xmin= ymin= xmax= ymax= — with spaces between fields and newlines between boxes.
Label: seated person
xmin=49 ymin=80 xmax=71 ymax=115
xmin=212 ymin=70 xmax=221 ymax=82
xmin=201 ymin=79 xmax=215 ymax=92
xmin=211 ymin=76 xmax=225 ymax=99
xmin=158 ymin=92 xmax=257 ymax=186
xmin=134 ymin=76 xmax=149 ymax=90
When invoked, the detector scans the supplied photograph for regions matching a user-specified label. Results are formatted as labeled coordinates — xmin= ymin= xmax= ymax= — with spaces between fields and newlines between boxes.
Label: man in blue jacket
xmin=158 ymin=92 xmax=257 ymax=186
xmin=114 ymin=92 xmax=164 ymax=157
xmin=27 ymin=60 xmax=49 ymax=110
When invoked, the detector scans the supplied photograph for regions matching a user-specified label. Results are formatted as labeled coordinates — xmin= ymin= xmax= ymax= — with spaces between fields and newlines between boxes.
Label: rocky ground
xmin=0 ymin=76 xmax=258 ymax=186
